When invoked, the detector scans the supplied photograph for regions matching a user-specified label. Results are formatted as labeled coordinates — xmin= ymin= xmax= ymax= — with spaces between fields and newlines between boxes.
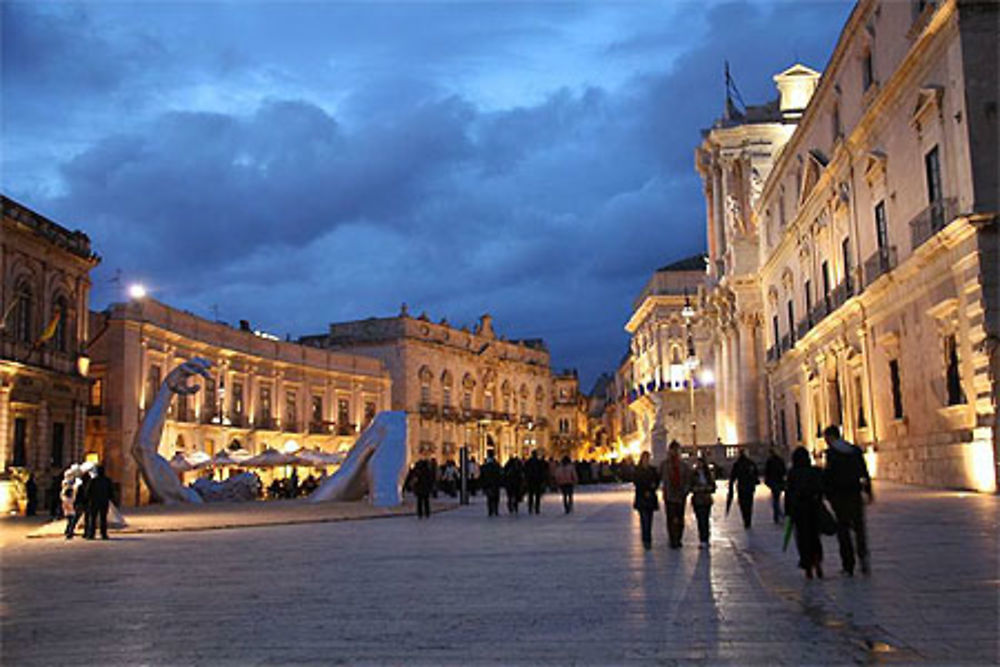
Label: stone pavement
xmin=1 ymin=482 xmax=996 ymax=665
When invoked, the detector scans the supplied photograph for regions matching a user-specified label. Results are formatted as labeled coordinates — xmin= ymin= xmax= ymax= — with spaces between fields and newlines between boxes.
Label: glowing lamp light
xmin=128 ymin=283 xmax=147 ymax=300
xmin=282 ymin=439 xmax=301 ymax=453
xmin=699 ymin=369 xmax=715 ymax=386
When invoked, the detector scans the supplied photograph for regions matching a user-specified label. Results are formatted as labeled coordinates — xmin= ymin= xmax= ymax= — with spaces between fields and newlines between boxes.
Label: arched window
xmin=14 ymin=279 xmax=33 ymax=343
xmin=441 ymin=370 xmax=453 ymax=407
xmin=461 ymin=373 xmax=476 ymax=410
xmin=501 ymin=380 xmax=512 ymax=413
xmin=418 ymin=365 xmax=433 ymax=404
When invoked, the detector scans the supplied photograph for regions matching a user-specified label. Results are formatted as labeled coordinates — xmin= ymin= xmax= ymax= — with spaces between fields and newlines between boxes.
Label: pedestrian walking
xmin=411 ymin=458 xmax=435 ymax=519
xmin=467 ymin=457 xmax=480 ymax=497
xmin=553 ymin=456 xmax=578 ymax=513
xmin=659 ymin=440 xmax=692 ymax=548
xmin=632 ymin=452 xmax=660 ymax=550
xmin=24 ymin=473 xmax=38 ymax=516
xmin=503 ymin=456 xmax=524 ymax=515
xmin=62 ymin=472 xmax=82 ymax=539
xmin=523 ymin=450 xmax=548 ymax=515
xmin=822 ymin=425 xmax=873 ymax=576
xmin=728 ymin=448 xmax=759 ymax=529
xmin=83 ymin=466 xmax=115 ymax=540
xmin=480 ymin=451 xmax=503 ymax=516
xmin=785 ymin=446 xmax=826 ymax=579
xmin=689 ymin=457 xmax=716 ymax=548
xmin=764 ymin=448 xmax=787 ymax=524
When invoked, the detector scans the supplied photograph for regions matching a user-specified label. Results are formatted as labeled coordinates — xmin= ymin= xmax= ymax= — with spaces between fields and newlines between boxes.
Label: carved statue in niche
xmin=725 ymin=194 xmax=743 ymax=235
xmin=749 ymin=167 xmax=764 ymax=206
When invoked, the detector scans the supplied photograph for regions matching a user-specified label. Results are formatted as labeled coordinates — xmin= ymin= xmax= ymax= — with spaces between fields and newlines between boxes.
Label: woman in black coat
xmin=632 ymin=451 xmax=660 ymax=550
xmin=503 ymin=456 xmax=525 ymax=515
xmin=784 ymin=447 xmax=825 ymax=578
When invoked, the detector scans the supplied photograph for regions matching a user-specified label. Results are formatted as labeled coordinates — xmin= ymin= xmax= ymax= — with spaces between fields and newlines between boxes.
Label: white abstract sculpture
xmin=309 ymin=411 xmax=407 ymax=507
xmin=132 ymin=358 xmax=211 ymax=504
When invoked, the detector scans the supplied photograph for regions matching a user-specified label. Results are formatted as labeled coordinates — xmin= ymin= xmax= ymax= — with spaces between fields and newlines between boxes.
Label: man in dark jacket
xmin=764 ymin=449 xmax=787 ymax=524
xmin=411 ymin=458 xmax=435 ymax=519
xmin=728 ymin=449 xmax=759 ymax=529
xmin=84 ymin=466 xmax=115 ymax=540
xmin=822 ymin=426 xmax=872 ymax=576
xmin=479 ymin=450 xmax=503 ymax=517
xmin=523 ymin=450 xmax=548 ymax=515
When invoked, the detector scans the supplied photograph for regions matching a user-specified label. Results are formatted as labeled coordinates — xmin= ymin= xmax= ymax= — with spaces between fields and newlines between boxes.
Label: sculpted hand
xmin=166 ymin=357 xmax=212 ymax=395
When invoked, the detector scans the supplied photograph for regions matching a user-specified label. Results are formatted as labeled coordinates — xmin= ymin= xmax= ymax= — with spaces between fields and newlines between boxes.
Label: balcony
xmin=863 ymin=246 xmax=898 ymax=288
xmin=418 ymin=402 xmax=439 ymax=419
xmin=308 ymin=421 xmax=329 ymax=434
xmin=910 ymin=197 xmax=958 ymax=251
xmin=441 ymin=405 xmax=458 ymax=421
xmin=336 ymin=423 xmax=356 ymax=436
xmin=283 ymin=419 xmax=299 ymax=433
xmin=229 ymin=414 xmax=246 ymax=428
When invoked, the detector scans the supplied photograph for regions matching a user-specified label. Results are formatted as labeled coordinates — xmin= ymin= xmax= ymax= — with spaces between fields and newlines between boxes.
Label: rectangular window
xmin=420 ymin=384 xmax=431 ymax=404
xmin=89 ymin=378 xmax=103 ymax=410
xmin=442 ymin=385 xmax=452 ymax=407
xmin=311 ymin=395 xmax=323 ymax=424
xmin=862 ymin=49 xmax=874 ymax=91
xmin=821 ymin=262 xmax=831 ymax=309
xmin=945 ymin=335 xmax=966 ymax=406
xmin=889 ymin=359 xmax=904 ymax=419
xmin=875 ymin=201 xmax=888 ymax=251
xmin=484 ymin=392 xmax=494 ymax=411
xmin=51 ymin=422 xmax=65 ymax=468
xmin=925 ymin=145 xmax=943 ymax=230
xmin=805 ymin=280 xmax=813 ymax=325
xmin=176 ymin=392 xmax=189 ymax=422
xmin=146 ymin=365 xmax=161 ymax=409
xmin=13 ymin=418 xmax=27 ymax=467
xmin=787 ymin=300 xmax=796 ymax=343
xmin=794 ymin=402 xmax=803 ymax=441
xmin=337 ymin=398 xmax=350 ymax=426
xmin=772 ymin=315 xmax=780 ymax=349
xmin=259 ymin=386 xmax=272 ymax=424
xmin=778 ymin=189 xmax=787 ymax=228
xmin=832 ymin=102 xmax=842 ymax=139
xmin=854 ymin=375 xmax=867 ymax=428
xmin=232 ymin=382 xmax=244 ymax=418
xmin=842 ymin=238 xmax=853 ymax=294
xmin=285 ymin=390 xmax=298 ymax=431
xmin=203 ymin=378 xmax=217 ymax=421
xmin=363 ymin=400 xmax=377 ymax=429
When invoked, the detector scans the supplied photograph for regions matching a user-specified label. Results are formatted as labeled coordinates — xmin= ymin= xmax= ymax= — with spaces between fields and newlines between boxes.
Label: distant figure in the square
xmin=429 ymin=457 xmax=440 ymax=498
xmin=659 ymin=441 xmax=692 ymax=548
xmin=822 ymin=426 xmax=872 ymax=576
xmin=466 ymin=456 xmax=480 ymax=497
xmin=764 ymin=448 xmax=787 ymax=524
xmin=632 ymin=451 xmax=660 ymax=550
xmin=479 ymin=451 xmax=503 ymax=516
xmin=689 ymin=456 xmax=717 ymax=548
xmin=785 ymin=446 xmax=825 ymax=579
xmin=411 ymin=458 xmax=435 ymax=519
xmin=25 ymin=473 xmax=38 ymax=516
xmin=523 ymin=450 xmax=548 ymax=515
xmin=503 ymin=456 xmax=524 ymax=515
xmin=62 ymin=473 xmax=81 ymax=539
xmin=554 ymin=456 xmax=578 ymax=514
xmin=83 ymin=466 xmax=115 ymax=540
xmin=728 ymin=449 xmax=759 ymax=529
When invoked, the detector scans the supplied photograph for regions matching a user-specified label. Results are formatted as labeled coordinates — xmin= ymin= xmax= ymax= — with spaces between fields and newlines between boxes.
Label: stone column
xmin=737 ymin=316 xmax=761 ymax=445
xmin=34 ymin=401 xmax=50 ymax=472
xmin=716 ymin=335 xmax=728 ymax=441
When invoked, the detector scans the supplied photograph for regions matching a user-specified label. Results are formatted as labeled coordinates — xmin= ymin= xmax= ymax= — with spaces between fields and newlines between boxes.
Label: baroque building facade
xmin=698 ymin=0 xmax=998 ymax=491
xmin=87 ymin=298 xmax=390 ymax=506
xmin=624 ymin=255 xmax=717 ymax=462
xmin=302 ymin=308 xmax=553 ymax=463
xmin=1 ymin=196 xmax=100 ymax=511
xmin=549 ymin=369 xmax=590 ymax=459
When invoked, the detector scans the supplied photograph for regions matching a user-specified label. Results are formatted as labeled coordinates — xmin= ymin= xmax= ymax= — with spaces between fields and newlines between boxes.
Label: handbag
xmin=818 ymin=502 xmax=838 ymax=536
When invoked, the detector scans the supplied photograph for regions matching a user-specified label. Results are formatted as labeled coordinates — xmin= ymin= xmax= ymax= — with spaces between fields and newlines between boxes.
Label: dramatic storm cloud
xmin=1 ymin=1 xmax=852 ymax=386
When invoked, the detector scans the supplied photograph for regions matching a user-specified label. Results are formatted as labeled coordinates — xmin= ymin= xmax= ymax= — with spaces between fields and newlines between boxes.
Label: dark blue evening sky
xmin=1 ymin=1 xmax=853 ymax=387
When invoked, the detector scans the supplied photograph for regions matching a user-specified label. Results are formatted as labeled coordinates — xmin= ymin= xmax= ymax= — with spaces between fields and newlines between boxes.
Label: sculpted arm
xmin=130 ymin=358 xmax=212 ymax=504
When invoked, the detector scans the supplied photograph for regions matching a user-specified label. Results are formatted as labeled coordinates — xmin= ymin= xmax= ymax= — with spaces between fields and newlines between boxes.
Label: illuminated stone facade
xmin=623 ymin=255 xmax=717 ymax=462
xmin=302 ymin=309 xmax=553 ymax=463
xmin=697 ymin=0 xmax=998 ymax=491
xmin=550 ymin=370 xmax=590 ymax=459
xmin=87 ymin=299 xmax=390 ymax=506
xmin=1 ymin=196 xmax=99 ymax=510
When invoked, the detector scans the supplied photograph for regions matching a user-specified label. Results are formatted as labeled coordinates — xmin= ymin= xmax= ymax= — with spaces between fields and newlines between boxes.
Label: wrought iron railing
xmin=863 ymin=246 xmax=897 ymax=288
xmin=910 ymin=197 xmax=958 ymax=251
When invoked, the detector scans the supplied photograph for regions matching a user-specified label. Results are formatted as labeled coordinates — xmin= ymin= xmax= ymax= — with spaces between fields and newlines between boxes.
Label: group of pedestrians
xmin=630 ymin=427 xmax=873 ymax=581
xmin=405 ymin=449 xmax=581 ymax=519
xmin=61 ymin=464 xmax=116 ymax=540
